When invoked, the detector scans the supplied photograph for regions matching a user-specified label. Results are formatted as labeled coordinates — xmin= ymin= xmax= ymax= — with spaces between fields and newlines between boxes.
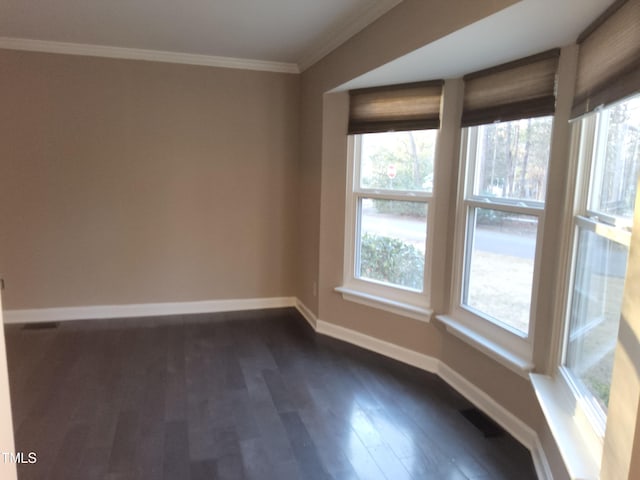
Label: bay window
xmin=532 ymin=2 xmax=640 ymax=476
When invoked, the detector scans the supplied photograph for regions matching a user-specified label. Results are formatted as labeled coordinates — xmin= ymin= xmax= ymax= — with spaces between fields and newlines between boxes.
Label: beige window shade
xmin=348 ymin=80 xmax=444 ymax=134
xmin=462 ymin=49 xmax=560 ymax=127
xmin=572 ymin=0 xmax=640 ymax=119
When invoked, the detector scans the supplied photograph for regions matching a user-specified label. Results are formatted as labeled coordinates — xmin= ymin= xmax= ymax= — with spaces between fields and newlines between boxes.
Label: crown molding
xmin=0 ymin=37 xmax=300 ymax=74
xmin=297 ymin=0 xmax=402 ymax=72
xmin=0 ymin=1 xmax=402 ymax=74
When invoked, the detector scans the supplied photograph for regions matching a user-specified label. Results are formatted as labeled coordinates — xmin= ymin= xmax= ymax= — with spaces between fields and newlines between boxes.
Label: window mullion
xmin=464 ymin=199 xmax=543 ymax=217
xmin=355 ymin=190 xmax=431 ymax=202
xmin=575 ymin=215 xmax=632 ymax=247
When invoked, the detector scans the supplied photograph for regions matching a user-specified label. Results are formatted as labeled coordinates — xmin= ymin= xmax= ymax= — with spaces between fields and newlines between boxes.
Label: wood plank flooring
xmin=4 ymin=308 xmax=537 ymax=479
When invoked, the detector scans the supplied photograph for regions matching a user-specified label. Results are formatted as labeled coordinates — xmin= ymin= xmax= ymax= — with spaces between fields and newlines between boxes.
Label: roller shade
xmin=462 ymin=49 xmax=561 ymax=127
xmin=572 ymin=0 xmax=640 ymax=119
xmin=348 ymin=80 xmax=444 ymax=134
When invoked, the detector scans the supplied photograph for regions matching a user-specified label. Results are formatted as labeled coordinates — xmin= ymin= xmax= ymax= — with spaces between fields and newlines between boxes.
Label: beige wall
xmin=0 ymin=50 xmax=300 ymax=309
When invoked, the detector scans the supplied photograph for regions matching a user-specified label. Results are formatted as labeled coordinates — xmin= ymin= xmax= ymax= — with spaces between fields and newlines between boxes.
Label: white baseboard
xmin=437 ymin=363 xmax=552 ymax=480
xmin=315 ymin=318 xmax=439 ymax=373
xmin=531 ymin=436 xmax=554 ymax=480
xmin=3 ymin=296 xmax=296 ymax=324
xmin=293 ymin=300 xmax=551 ymax=480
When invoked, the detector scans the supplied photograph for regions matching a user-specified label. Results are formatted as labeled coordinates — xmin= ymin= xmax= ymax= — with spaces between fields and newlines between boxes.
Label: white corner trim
xmin=0 ymin=37 xmax=300 ymax=74
xmin=334 ymin=286 xmax=433 ymax=323
xmin=297 ymin=0 xmax=402 ymax=71
xmin=295 ymin=299 xmax=318 ymax=330
xmin=293 ymin=299 xmax=551 ymax=480
xmin=435 ymin=314 xmax=534 ymax=379
xmin=3 ymin=297 xmax=297 ymax=324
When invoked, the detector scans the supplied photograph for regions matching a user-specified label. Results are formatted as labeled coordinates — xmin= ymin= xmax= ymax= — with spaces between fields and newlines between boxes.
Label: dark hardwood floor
xmin=4 ymin=308 xmax=537 ymax=479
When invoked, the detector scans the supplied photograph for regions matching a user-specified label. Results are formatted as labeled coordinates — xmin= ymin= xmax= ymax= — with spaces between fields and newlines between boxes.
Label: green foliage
xmin=585 ymin=374 xmax=611 ymax=410
xmin=360 ymin=131 xmax=435 ymax=217
xmin=359 ymin=233 xmax=424 ymax=290
xmin=476 ymin=208 xmax=510 ymax=226
xmin=599 ymin=101 xmax=640 ymax=218
xmin=361 ymin=131 xmax=435 ymax=192
xmin=373 ymin=199 xmax=427 ymax=217
xmin=476 ymin=117 xmax=552 ymax=201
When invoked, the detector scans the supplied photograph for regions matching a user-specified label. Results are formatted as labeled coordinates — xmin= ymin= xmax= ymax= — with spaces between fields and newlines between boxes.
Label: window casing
xmin=342 ymin=129 xmax=437 ymax=312
xmin=452 ymin=116 xmax=554 ymax=361
xmin=559 ymin=94 xmax=640 ymax=436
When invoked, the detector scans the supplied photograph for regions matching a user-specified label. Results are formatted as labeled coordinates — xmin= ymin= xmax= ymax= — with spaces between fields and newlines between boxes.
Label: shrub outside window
xmin=345 ymin=130 xmax=436 ymax=305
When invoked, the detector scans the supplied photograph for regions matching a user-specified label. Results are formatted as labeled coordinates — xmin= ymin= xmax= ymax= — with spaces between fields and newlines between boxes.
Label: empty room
xmin=1 ymin=0 xmax=639 ymax=479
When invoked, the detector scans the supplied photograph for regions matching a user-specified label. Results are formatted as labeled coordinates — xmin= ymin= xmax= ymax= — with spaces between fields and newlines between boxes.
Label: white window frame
xmin=449 ymin=120 xmax=552 ymax=365
xmin=557 ymin=100 xmax=635 ymax=440
xmin=338 ymin=133 xmax=436 ymax=320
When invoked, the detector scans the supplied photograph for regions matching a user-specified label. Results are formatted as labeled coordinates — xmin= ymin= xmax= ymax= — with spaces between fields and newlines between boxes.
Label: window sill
xmin=530 ymin=373 xmax=601 ymax=480
xmin=435 ymin=314 xmax=534 ymax=378
xmin=334 ymin=286 xmax=433 ymax=323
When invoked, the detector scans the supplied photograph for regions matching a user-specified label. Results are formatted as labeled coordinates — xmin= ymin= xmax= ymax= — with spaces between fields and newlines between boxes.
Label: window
xmin=461 ymin=117 xmax=553 ymax=336
xmin=528 ymin=4 xmax=640 ymax=476
xmin=561 ymin=94 xmax=640 ymax=432
xmin=353 ymin=130 xmax=435 ymax=294
xmin=446 ymin=50 xmax=560 ymax=364
xmin=339 ymin=81 xmax=443 ymax=317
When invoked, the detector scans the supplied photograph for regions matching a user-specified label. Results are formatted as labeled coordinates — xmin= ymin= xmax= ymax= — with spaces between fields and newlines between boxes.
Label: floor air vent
xmin=22 ymin=322 xmax=60 ymax=330
xmin=460 ymin=407 xmax=504 ymax=438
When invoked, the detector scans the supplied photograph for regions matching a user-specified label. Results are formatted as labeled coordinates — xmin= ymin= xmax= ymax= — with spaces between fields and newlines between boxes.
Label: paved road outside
xmin=361 ymin=208 xmax=536 ymax=258
xmin=362 ymin=209 xmax=627 ymax=276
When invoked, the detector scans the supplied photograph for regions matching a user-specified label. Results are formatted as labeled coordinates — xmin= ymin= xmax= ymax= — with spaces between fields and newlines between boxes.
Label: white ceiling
xmin=0 ymin=0 xmax=401 ymax=72
xmin=339 ymin=0 xmax=614 ymax=90
xmin=0 ymin=0 xmax=614 ymax=76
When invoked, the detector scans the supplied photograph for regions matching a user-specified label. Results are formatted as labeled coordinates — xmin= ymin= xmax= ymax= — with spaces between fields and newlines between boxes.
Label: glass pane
xmin=359 ymin=130 xmax=437 ymax=193
xmin=463 ymin=208 xmax=538 ymax=334
xmin=589 ymin=95 xmax=640 ymax=224
xmin=357 ymin=198 xmax=427 ymax=291
xmin=471 ymin=116 xmax=553 ymax=203
xmin=565 ymin=228 xmax=628 ymax=413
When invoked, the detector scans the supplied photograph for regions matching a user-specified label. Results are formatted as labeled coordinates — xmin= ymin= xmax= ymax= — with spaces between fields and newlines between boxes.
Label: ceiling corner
xmin=296 ymin=0 xmax=403 ymax=72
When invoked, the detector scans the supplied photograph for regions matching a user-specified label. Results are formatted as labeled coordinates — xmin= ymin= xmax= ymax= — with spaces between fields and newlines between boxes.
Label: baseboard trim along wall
xmin=2 ymin=296 xmax=551 ymax=479
xmin=2 ymin=297 xmax=297 ymax=324
xmin=294 ymin=301 xmax=552 ymax=480
xmin=316 ymin=318 xmax=440 ymax=374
